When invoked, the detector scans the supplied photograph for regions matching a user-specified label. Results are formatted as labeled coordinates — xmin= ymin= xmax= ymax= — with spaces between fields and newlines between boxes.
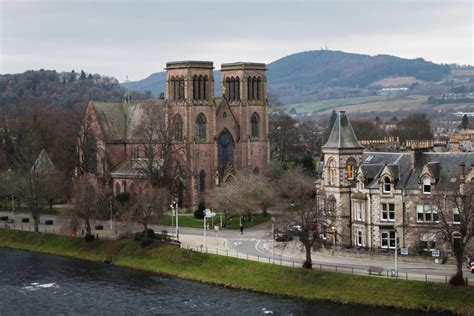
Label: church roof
xmin=31 ymin=149 xmax=58 ymax=174
xmin=322 ymin=111 xmax=364 ymax=149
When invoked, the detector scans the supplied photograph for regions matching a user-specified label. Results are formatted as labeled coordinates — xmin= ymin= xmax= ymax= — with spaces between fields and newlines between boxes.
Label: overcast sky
xmin=0 ymin=0 xmax=472 ymax=82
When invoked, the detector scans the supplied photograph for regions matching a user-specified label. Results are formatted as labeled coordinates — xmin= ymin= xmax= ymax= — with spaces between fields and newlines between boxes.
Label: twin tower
xmin=165 ymin=61 xmax=267 ymax=104
xmin=162 ymin=61 xmax=269 ymax=206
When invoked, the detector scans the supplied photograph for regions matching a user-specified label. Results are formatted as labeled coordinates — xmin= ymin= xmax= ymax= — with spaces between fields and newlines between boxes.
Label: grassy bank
xmin=0 ymin=229 xmax=472 ymax=315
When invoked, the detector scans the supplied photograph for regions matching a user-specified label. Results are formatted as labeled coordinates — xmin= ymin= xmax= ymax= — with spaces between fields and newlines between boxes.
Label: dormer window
xmin=383 ymin=177 xmax=391 ymax=193
xmin=422 ymin=177 xmax=431 ymax=194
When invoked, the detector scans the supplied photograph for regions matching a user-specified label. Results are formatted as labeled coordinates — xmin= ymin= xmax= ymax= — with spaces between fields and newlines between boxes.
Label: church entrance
xmin=218 ymin=129 xmax=235 ymax=176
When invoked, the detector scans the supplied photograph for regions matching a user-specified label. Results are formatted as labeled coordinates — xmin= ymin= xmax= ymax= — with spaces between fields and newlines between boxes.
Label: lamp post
xmin=8 ymin=169 xmax=14 ymax=221
xmin=271 ymin=217 xmax=276 ymax=263
xmin=171 ymin=199 xmax=179 ymax=240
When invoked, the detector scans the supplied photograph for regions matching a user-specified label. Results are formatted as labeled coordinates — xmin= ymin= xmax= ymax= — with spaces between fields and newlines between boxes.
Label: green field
xmin=0 ymin=229 xmax=472 ymax=315
xmin=163 ymin=213 xmax=272 ymax=229
xmin=282 ymin=96 xmax=387 ymax=114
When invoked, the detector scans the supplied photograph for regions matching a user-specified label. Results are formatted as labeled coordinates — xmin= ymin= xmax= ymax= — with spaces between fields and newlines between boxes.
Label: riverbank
xmin=0 ymin=229 xmax=472 ymax=315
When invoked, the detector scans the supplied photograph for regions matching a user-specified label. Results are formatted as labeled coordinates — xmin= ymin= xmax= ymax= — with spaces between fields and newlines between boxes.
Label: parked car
xmin=467 ymin=262 xmax=474 ymax=274
xmin=274 ymin=230 xmax=293 ymax=242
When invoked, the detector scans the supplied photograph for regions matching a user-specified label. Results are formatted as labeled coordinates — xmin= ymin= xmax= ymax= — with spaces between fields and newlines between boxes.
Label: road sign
xmin=431 ymin=249 xmax=440 ymax=257
xmin=214 ymin=225 xmax=219 ymax=232
xmin=204 ymin=209 xmax=216 ymax=218
xmin=400 ymin=247 xmax=408 ymax=255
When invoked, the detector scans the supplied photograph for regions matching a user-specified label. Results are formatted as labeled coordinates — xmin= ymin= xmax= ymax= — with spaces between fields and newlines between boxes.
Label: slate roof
xmin=322 ymin=111 xmax=364 ymax=149
xmin=360 ymin=152 xmax=474 ymax=190
xmin=92 ymin=100 xmax=164 ymax=141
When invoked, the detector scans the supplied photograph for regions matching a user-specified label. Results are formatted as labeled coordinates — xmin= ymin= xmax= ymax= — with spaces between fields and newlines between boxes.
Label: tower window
xmin=251 ymin=112 xmax=260 ymax=138
xmin=347 ymin=159 xmax=355 ymax=180
xmin=173 ymin=114 xmax=183 ymax=141
xmin=193 ymin=75 xmax=208 ymax=100
xmin=196 ymin=113 xmax=207 ymax=140
xmin=199 ymin=170 xmax=206 ymax=192
xmin=327 ymin=158 xmax=336 ymax=185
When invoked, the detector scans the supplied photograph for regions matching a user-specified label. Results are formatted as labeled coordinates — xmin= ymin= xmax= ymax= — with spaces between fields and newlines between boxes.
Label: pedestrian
xmin=96 ymin=233 xmax=99 ymax=240
xmin=240 ymin=224 xmax=244 ymax=235
xmin=468 ymin=254 xmax=472 ymax=265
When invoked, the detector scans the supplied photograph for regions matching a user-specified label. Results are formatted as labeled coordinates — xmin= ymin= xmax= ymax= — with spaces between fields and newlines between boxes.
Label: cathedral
xmin=80 ymin=61 xmax=270 ymax=207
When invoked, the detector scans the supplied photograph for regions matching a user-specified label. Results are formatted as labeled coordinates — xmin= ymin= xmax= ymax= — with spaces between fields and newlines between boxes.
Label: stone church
xmin=79 ymin=61 xmax=270 ymax=207
xmin=318 ymin=111 xmax=474 ymax=255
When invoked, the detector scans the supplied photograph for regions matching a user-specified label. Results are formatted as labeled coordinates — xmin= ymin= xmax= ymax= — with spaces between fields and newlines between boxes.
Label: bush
xmin=84 ymin=234 xmax=95 ymax=242
xmin=194 ymin=202 xmax=206 ymax=219
xmin=116 ymin=192 xmax=130 ymax=205
xmin=449 ymin=271 xmax=466 ymax=286
xmin=133 ymin=229 xmax=156 ymax=241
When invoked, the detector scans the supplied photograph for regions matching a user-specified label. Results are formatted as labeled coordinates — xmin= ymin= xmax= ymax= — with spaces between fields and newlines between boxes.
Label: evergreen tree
xmin=461 ymin=114 xmax=470 ymax=129
xmin=80 ymin=70 xmax=87 ymax=80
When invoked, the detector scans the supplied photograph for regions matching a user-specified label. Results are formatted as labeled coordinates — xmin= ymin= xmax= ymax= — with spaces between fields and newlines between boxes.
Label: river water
xmin=0 ymin=248 xmax=443 ymax=315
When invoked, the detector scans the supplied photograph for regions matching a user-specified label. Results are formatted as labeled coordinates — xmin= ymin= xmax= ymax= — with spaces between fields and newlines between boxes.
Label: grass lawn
xmin=163 ymin=213 xmax=273 ymax=230
xmin=0 ymin=229 xmax=472 ymax=315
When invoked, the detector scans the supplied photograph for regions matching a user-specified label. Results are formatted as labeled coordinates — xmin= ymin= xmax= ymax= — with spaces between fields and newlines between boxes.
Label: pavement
xmin=1 ymin=210 xmax=473 ymax=284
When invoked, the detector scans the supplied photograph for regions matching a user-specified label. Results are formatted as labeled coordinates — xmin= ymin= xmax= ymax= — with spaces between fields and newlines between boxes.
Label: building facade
xmin=318 ymin=111 xmax=474 ymax=255
xmin=79 ymin=61 xmax=270 ymax=207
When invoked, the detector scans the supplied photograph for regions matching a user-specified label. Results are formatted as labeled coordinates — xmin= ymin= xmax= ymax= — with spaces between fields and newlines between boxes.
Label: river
xmin=0 ymin=248 xmax=443 ymax=315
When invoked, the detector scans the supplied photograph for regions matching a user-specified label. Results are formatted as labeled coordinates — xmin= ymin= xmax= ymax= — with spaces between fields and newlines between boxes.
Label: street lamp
xmin=271 ymin=217 xmax=276 ymax=263
xmin=8 ymin=168 xmax=14 ymax=221
xmin=171 ymin=199 xmax=179 ymax=240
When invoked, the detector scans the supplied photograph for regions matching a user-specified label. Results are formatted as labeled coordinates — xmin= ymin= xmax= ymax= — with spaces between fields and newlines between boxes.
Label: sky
xmin=0 ymin=0 xmax=472 ymax=82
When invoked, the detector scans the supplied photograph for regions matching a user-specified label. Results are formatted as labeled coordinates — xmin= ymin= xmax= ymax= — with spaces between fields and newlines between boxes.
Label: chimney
xmin=410 ymin=148 xmax=424 ymax=167
xmin=459 ymin=161 xmax=466 ymax=182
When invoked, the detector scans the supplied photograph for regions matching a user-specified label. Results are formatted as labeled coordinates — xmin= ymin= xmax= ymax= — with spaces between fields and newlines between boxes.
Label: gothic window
xmin=203 ymin=76 xmax=208 ymax=100
xmin=247 ymin=76 xmax=252 ymax=99
xmin=346 ymin=159 xmax=355 ymax=180
xmin=198 ymin=75 xmax=202 ymax=100
xmin=193 ymin=75 xmax=198 ymax=100
xmin=218 ymin=129 xmax=235 ymax=173
xmin=196 ymin=113 xmax=207 ymax=140
xmin=199 ymin=170 xmax=206 ymax=192
xmin=173 ymin=114 xmax=183 ymax=141
xmin=178 ymin=76 xmax=185 ymax=100
xmin=251 ymin=112 xmax=260 ymax=138
xmin=225 ymin=77 xmax=231 ymax=98
xmin=85 ymin=132 xmax=97 ymax=173
xmin=252 ymin=76 xmax=257 ymax=100
xmin=170 ymin=77 xmax=176 ymax=100
xmin=383 ymin=176 xmax=391 ymax=193
xmin=256 ymin=77 xmax=261 ymax=100
xmin=132 ymin=146 xmax=139 ymax=159
xmin=327 ymin=158 xmax=336 ymax=185
xmin=115 ymin=182 xmax=121 ymax=195
xmin=229 ymin=77 xmax=235 ymax=100
xmin=235 ymin=77 xmax=240 ymax=100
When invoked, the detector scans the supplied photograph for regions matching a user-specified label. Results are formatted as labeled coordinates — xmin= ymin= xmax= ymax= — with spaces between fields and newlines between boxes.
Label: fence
xmin=180 ymin=243 xmax=470 ymax=285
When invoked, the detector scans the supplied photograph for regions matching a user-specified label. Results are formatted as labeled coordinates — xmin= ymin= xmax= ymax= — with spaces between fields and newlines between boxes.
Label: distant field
xmin=283 ymin=96 xmax=387 ymax=114
xmin=451 ymin=68 xmax=474 ymax=77
xmin=368 ymin=76 xmax=419 ymax=87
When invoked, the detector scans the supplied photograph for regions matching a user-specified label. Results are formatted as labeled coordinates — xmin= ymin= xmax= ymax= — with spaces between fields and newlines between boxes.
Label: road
xmin=1 ymin=211 xmax=473 ymax=283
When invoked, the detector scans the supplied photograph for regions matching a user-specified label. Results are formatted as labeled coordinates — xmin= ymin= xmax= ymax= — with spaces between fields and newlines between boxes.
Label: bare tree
xmin=277 ymin=168 xmax=336 ymax=269
xmin=127 ymin=187 xmax=170 ymax=241
xmin=71 ymin=178 xmax=107 ymax=240
xmin=434 ymin=181 xmax=474 ymax=284
xmin=209 ymin=181 xmax=241 ymax=227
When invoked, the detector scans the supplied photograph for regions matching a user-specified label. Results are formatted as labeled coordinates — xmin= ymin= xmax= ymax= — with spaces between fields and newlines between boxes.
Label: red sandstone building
xmin=78 ymin=61 xmax=270 ymax=207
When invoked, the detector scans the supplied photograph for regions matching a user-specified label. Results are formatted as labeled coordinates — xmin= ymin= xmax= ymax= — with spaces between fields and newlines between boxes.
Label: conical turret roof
xmin=322 ymin=111 xmax=363 ymax=149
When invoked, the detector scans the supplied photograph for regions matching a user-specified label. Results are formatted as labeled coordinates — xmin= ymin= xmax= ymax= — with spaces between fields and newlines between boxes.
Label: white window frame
xmin=420 ymin=233 xmax=437 ymax=250
xmin=354 ymin=200 xmax=364 ymax=221
xmin=383 ymin=177 xmax=391 ymax=194
xmin=422 ymin=177 xmax=431 ymax=195
xmin=380 ymin=230 xmax=396 ymax=249
xmin=381 ymin=203 xmax=395 ymax=222
xmin=357 ymin=230 xmax=363 ymax=247
xmin=453 ymin=207 xmax=461 ymax=224
xmin=416 ymin=204 xmax=439 ymax=223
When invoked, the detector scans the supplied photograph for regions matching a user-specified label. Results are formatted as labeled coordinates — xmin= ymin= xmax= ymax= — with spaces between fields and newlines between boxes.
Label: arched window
xmin=170 ymin=77 xmax=176 ymax=100
xmin=256 ymin=77 xmax=261 ymax=100
xmin=198 ymin=75 xmax=203 ymax=100
xmin=225 ymin=77 xmax=231 ymax=98
xmin=203 ymin=76 xmax=208 ymax=100
xmin=173 ymin=114 xmax=183 ymax=141
xmin=422 ymin=177 xmax=431 ymax=194
xmin=130 ymin=182 xmax=135 ymax=193
xmin=253 ymin=167 xmax=260 ymax=175
xmin=346 ymin=159 xmax=355 ymax=180
xmin=115 ymin=182 xmax=121 ymax=195
xmin=252 ymin=76 xmax=257 ymax=100
xmin=383 ymin=177 xmax=391 ymax=193
xmin=247 ymin=76 xmax=252 ymax=99
xmin=179 ymin=76 xmax=185 ymax=100
xmin=229 ymin=77 xmax=235 ymax=100
xmin=327 ymin=158 xmax=336 ymax=185
xmin=85 ymin=132 xmax=97 ymax=173
xmin=235 ymin=77 xmax=240 ymax=100
xmin=199 ymin=170 xmax=206 ymax=192
xmin=251 ymin=112 xmax=260 ymax=138
xmin=196 ymin=113 xmax=207 ymax=140
xmin=132 ymin=146 xmax=139 ymax=159
xmin=193 ymin=75 xmax=198 ymax=100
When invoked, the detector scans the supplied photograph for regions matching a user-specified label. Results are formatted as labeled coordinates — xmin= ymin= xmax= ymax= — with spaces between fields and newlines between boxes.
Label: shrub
xmin=116 ymin=192 xmax=130 ymax=205
xmin=194 ymin=202 xmax=206 ymax=219
xmin=84 ymin=234 xmax=95 ymax=242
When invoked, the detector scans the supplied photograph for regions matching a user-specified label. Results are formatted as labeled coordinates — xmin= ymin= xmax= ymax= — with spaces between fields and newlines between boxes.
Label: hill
xmin=0 ymin=69 xmax=151 ymax=111
xmin=122 ymin=50 xmax=451 ymax=104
